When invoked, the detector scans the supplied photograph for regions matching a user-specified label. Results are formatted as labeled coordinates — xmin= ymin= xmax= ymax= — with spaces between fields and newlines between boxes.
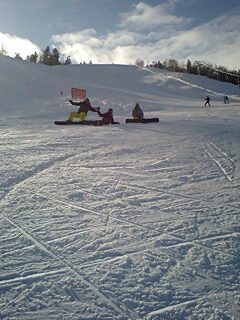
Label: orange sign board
xmin=71 ymin=88 xmax=86 ymax=101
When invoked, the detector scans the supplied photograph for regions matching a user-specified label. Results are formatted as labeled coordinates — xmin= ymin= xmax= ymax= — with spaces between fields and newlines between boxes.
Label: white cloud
xmin=119 ymin=1 xmax=191 ymax=30
xmin=52 ymin=29 xmax=98 ymax=45
xmin=52 ymin=29 xmax=142 ymax=64
xmin=51 ymin=2 xmax=240 ymax=69
xmin=160 ymin=13 xmax=240 ymax=69
xmin=0 ymin=32 xmax=41 ymax=58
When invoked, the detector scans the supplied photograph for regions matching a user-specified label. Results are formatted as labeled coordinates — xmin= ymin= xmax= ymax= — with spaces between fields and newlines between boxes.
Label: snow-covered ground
xmin=0 ymin=55 xmax=239 ymax=320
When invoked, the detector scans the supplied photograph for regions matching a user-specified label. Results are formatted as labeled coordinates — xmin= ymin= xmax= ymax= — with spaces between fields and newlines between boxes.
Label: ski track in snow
xmin=1 ymin=154 xmax=238 ymax=317
xmin=0 ymin=152 xmax=143 ymax=318
xmin=1 ymin=129 xmax=239 ymax=319
xmin=33 ymin=188 xmax=237 ymax=260
xmin=1 ymin=208 xmax=236 ymax=319
xmin=204 ymin=142 xmax=236 ymax=182
xmin=1 ymin=215 xmax=140 ymax=320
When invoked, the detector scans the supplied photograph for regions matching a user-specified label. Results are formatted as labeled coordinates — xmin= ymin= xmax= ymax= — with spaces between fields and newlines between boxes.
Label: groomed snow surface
xmin=0 ymin=55 xmax=239 ymax=319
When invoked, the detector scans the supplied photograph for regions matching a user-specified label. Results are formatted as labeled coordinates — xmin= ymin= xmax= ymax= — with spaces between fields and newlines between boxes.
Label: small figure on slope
xmin=96 ymin=107 xmax=119 ymax=125
xmin=132 ymin=103 xmax=144 ymax=119
xmin=224 ymin=95 xmax=229 ymax=104
xmin=204 ymin=96 xmax=211 ymax=107
xmin=67 ymin=97 xmax=97 ymax=122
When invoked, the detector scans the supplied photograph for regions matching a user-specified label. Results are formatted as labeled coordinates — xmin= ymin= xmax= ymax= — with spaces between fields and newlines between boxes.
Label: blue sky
xmin=0 ymin=0 xmax=239 ymax=69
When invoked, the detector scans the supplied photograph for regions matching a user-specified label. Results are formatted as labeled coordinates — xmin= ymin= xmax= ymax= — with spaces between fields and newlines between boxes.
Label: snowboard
xmin=125 ymin=118 xmax=159 ymax=123
xmin=54 ymin=120 xmax=120 ymax=126
xmin=54 ymin=120 xmax=103 ymax=126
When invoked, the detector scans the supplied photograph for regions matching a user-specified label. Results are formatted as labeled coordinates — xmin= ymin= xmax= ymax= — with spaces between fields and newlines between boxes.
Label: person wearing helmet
xmin=67 ymin=97 xmax=97 ymax=122
xmin=96 ymin=107 xmax=118 ymax=125
xmin=132 ymin=103 xmax=144 ymax=119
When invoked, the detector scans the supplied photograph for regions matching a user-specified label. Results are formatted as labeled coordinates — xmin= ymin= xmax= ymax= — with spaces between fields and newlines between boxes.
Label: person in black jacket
xmin=204 ymin=96 xmax=211 ymax=107
xmin=67 ymin=97 xmax=97 ymax=122
xmin=132 ymin=103 xmax=144 ymax=119
xmin=224 ymin=95 xmax=229 ymax=104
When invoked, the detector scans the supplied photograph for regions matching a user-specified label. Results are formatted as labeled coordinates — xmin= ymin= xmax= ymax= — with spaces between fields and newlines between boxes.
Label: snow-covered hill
xmin=1 ymin=54 xmax=240 ymax=122
xmin=0 ymin=55 xmax=239 ymax=320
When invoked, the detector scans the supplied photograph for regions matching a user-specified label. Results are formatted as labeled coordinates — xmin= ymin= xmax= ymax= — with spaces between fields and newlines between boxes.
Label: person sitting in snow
xmin=132 ymin=103 xmax=144 ymax=119
xmin=96 ymin=107 xmax=118 ymax=125
xmin=67 ymin=97 xmax=97 ymax=122
xmin=204 ymin=96 xmax=211 ymax=107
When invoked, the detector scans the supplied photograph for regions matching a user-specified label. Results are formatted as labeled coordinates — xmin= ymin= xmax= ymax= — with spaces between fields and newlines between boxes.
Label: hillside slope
xmin=1 ymin=55 xmax=239 ymax=123
xmin=0 ymin=55 xmax=239 ymax=320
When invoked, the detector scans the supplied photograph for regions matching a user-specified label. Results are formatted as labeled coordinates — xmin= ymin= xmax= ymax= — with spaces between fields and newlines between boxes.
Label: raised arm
xmin=69 ymin=100 xmax=81 ymax=106
xmin=97 ymin=109 xmax=104 ymax=117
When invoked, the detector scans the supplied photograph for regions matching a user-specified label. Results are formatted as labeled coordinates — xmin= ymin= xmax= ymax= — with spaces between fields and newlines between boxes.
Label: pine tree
xmin=14 ymin=53 xmax=23 ymax=60
xmin=26 ymin=52 xmax=38 ymax=62
xmin=39 ymin=46 xmax=61 ymax=65
xmin=167 ymin=59 xmax=179 ymax=71
xmin=39 ymin=46 xmax=51 ymax=65
xmin=186 ymin=59 xmax=192 ymax=73
xmin=51 ymin=48 xmax=61 ymax=65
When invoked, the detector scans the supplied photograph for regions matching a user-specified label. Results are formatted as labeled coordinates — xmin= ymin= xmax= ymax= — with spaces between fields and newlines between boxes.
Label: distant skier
xmin=96 ymin=107 xmax=118 ymax=125
xmin=204 ymin=96 xmax=211 ymax=107
xmin=224 ymin=95 xmax=229 ymax=104
xmin=132 ymin=103 xmax=144 ymax=119
xmin=67 ymin=97 xmax=97 ymax=122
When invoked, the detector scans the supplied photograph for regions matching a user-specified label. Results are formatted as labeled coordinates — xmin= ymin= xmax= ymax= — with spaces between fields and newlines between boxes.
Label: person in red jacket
xmin=96 ymin=107 xmax=119 ymax=125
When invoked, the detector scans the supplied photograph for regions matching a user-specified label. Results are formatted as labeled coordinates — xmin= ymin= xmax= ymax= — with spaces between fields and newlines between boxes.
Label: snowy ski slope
xmin=0 ymin=55 xmax=239 ymax=319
